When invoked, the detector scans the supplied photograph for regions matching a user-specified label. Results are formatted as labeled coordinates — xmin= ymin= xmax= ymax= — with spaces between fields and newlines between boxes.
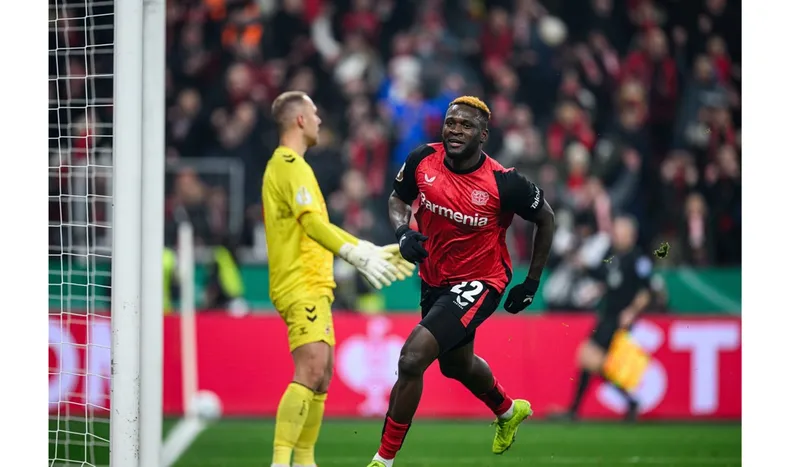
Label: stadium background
xmin=49 ymin=0 xmax=742 ymax=465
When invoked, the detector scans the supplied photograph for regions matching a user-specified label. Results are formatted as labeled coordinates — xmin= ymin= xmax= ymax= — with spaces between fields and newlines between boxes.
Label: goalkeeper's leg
xmin=273 ymin=298 xmax=336 ymax=467
xmin=292 ymin=351 xmax=333 ymax=467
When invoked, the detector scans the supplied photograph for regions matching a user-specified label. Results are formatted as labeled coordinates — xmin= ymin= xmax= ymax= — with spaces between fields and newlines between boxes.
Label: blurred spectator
xmin=673 ymin=54 xmax=726 ymax=149
xmin=481 ymin=7 xmax=514 ymax=64
xmin=547 ymin=101 xmax=596 ymax=160
xmin=542 ymin=211 xmax=610 ymax=311
xmin=168 ymin=88 xmax=212 ymax=158
xmin=166 ymin=168 xmax=212 ymax=245
xmin=621 ymin=27 xmax=678 ymax=157
xmin=704 ymin=144 xmax=741 ymax=265
xmin=657 ymin=149 xmax=700 ymax=237
xmin=679 ymin=192 xmax=714 ymax=266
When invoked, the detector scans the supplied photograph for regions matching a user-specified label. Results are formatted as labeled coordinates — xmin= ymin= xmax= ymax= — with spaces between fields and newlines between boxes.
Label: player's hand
xmin=379 ymin=243 xmax=417 ymax=280
xmin=339 ymin=242 xmax=399 ymax=289
xmin=619 ymin=308 xmax=637 ymax=328
xmin=503 ymin=278 xmax=540 ymax=314
xmin=395 ymin=225 xmax=429 ymax=263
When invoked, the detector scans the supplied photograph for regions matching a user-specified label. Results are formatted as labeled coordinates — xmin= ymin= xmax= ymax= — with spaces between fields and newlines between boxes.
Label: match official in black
xmin=554 ymin=215 xmax=652 ymax=422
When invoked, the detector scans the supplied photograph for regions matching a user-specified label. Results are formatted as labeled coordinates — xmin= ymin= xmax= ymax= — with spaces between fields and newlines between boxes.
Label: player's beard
xmin=444 ymin=136 xmax=481 ymax=162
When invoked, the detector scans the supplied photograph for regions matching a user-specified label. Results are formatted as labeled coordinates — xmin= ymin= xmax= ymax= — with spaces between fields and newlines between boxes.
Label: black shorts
xmin=419 ymin=280 xmax=502 ymax=355
xmin=590 ymin=316 xmax=631 ymax=350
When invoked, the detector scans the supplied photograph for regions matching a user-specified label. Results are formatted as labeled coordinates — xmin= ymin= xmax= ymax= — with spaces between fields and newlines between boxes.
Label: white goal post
xmin=48 ymin=0 xmax=165 ymax=465
xmin=112 ymin=0 xmax=167 ymax=463
xmin=112 ymin=0 xmax=167 ymax=464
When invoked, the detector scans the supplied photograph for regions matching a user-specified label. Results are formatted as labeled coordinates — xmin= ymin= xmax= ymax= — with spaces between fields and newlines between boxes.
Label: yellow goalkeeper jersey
xmin=262 ymin=146 xmax=335 ymax=310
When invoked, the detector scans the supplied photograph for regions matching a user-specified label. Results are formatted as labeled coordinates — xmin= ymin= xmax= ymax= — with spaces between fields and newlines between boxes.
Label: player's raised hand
xmin=339 ymin=242 xmax=399 ymax=289
xmin=503 ymin=278 xmax=541 ymax=314
xmin=395 ymin=225 xmax=429 ymax=263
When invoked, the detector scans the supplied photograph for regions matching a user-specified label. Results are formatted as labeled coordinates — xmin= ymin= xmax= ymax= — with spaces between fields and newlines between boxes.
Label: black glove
xmin=395 ymin=225 xmax=429 ymax=263
xmin=503 ymin=277 xmax=540 ymax=314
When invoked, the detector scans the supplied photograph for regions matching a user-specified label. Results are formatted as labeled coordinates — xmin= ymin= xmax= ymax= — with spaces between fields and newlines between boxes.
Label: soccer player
xmin=552 ymin=215 xmax=652 ymax=422
xmin=263 ymin=91 xmax=415 ymax=467
xmin=367 ymin=96 xmax=556 ymax=467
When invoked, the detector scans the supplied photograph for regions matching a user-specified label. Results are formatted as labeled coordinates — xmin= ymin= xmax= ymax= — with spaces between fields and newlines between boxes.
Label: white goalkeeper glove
xmin=356 ymin=241 xmax=417 ymax=281
xmin=339 ymin=242 xmax=399 ymax=289
xmin=378 ymin=243 xmax=416 ymax=280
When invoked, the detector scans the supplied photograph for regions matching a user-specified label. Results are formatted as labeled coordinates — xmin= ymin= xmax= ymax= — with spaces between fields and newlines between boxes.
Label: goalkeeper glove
xmin=503 ymin=277 xmax=540 ymax=314
xmin=395 ymin=225 xmax=429 ymax=264
xmin=351 ymin=241 xmax=416 ymax=281
xmin=378 ymin=243 xmax=416 ymax=280
xmin=339 ymin=242 xmax=399 ymax=290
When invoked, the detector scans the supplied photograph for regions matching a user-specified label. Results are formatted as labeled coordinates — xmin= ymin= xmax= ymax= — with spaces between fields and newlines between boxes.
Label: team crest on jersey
xmin=395 ymin=163 xmax=405 ymax=182
xmin=471 ymin=190 xmax=490 ymax=206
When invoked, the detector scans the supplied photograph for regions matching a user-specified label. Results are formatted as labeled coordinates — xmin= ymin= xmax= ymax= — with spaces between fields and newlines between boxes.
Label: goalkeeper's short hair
xmin=271 ymin=91 xmax=309 ymax=132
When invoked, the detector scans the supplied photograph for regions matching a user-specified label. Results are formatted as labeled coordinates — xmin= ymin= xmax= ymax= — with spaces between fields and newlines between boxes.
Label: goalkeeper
xmin=262 ymin=91 xmax=415 ymax=467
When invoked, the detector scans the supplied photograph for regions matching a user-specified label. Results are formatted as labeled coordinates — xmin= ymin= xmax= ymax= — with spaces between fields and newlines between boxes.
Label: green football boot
xmin=491 ymin=399 xmax=533 ymax=454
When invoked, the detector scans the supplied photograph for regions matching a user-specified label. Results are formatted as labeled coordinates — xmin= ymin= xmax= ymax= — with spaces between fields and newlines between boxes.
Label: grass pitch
xmin=50 ymin=418 xmax=741 ymax=466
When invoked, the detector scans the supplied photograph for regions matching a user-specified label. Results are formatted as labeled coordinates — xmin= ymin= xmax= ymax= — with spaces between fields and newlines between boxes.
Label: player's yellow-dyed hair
xmin=448 ymin=96 xmax=491 ymax=121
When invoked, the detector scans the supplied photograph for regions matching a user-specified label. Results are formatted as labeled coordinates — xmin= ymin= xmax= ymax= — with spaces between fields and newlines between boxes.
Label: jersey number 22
xmin=450 ymin=281 xmax=484 ymax=307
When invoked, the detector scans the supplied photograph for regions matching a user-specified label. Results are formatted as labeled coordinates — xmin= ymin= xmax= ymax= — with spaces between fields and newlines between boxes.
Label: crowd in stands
xmin=159 ymin=0 xmax=741 ymax=265
xmin=50 ymin=0 xmax=742 ymax=306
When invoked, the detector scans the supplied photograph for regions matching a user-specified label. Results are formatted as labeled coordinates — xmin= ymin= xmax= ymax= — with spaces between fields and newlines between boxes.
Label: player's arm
xmin=627 ymin=289 xmax=651 ymax=314
xmin=278 ymin=163 xmax=398 ymax=288
xmin=497 ymin=169 xmax=556 ymax=313
xmin=389 ymin=145 xmax=432 ymax=263
xmin=297 ymin=212 xmax=349 ymax=254
xmin=329 ymin=222 xmax=359 ymax=245
xmin=524 ymin=200 xmax=556 ymax=282
xmin=619 ymin=256 xmax=653 ymax=327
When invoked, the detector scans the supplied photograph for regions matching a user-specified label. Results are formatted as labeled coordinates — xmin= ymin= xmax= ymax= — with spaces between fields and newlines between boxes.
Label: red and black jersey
xmin=393 ymin=143 xmax=546 ymax=294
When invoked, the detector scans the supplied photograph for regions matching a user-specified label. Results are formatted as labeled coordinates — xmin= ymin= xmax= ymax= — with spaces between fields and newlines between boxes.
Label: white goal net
xmin=49 ymin=0 xmax=115 ymax=465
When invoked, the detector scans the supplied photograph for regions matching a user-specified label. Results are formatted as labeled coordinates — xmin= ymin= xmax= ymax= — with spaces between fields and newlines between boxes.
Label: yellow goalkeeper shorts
xmin=279 ymin=295 xmax=335 ymax=352
xmin=603 ymin=330 xmax=650 ymax=392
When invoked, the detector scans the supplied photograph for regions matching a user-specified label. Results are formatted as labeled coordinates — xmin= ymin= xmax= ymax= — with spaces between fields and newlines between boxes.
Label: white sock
xmin=373 ymin=453 xmax=394 ymax=467
xmin=498 ymin=400 xmax=515 ymax=420
xmin=270 ymin=464 xmax=290 ymax=467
